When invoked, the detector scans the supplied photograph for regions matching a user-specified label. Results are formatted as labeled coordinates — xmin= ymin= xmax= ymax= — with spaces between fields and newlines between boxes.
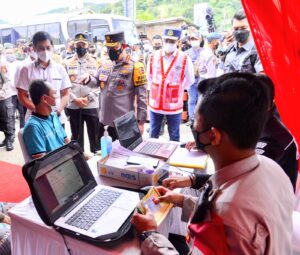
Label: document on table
xmin=168 ymin=147 xmax=208 ymax=169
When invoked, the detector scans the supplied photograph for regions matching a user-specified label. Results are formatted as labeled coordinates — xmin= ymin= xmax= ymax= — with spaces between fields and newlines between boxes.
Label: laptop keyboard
xmin=139 ymin=142 xmax=161 ymax=154
xmin=66 ymin=189 xmax=122 ymax=231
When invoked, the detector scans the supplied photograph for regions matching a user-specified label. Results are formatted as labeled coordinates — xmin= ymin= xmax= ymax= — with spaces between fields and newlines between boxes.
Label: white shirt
xmin=16 ymin=60 xmax=72 ymax=124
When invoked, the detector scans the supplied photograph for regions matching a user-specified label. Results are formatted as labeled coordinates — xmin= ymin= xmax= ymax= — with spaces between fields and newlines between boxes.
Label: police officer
xmin=63 ymin=33 xmax=100 ymax=153
xmin=0 ymin=60 xmax=14 ymax=151
xmin=80 ymin=30 xmax=147 ymax=141
xmin=222 ymin=10 xmax=263 ymax=74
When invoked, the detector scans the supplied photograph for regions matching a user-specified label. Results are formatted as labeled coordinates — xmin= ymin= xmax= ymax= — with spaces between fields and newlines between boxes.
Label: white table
xmin=8 ymin=156 xmax=163 ymax=255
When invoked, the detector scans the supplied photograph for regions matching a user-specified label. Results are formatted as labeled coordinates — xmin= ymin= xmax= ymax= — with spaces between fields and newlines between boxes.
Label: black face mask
xmin=192 ymin=127 xmax=211 ymax=152
xmin=76 ymin=47 xmax=87 ymax=57
xmin=108 ymin=48 xmax=123 ymax=61
xmin=233 ymin=29 xmax=250 ymax=43
xmin=153 ymin=45 xmax=162 ymax=50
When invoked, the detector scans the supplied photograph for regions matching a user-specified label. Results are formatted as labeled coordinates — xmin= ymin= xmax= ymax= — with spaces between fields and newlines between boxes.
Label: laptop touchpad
xmin=92 ymin=206 xmax=130 ymax=235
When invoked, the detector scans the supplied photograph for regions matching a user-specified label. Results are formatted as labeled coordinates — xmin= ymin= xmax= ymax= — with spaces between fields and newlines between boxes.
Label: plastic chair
xmin=18 ymin=128 xmax=31 ymax=163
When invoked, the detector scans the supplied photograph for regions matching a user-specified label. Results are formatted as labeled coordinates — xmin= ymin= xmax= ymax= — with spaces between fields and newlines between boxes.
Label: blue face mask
xmin=193 ymin=127 xmax=211 ymax=152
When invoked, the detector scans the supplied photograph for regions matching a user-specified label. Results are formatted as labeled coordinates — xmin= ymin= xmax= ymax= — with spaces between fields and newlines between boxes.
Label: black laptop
xmin=22 ymin=142 xmax=140 ymax=245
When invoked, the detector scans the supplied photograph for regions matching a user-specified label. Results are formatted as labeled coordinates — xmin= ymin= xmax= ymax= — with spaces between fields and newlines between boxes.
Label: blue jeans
xmin=188 ymin=83 xmax=199 ymax=121
xmin=149 ymin=111 xmax=182 ymax=141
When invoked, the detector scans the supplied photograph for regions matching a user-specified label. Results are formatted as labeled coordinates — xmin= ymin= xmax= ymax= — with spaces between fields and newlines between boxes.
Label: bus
xmin=0 ymin=9 xmax=139 ymax=47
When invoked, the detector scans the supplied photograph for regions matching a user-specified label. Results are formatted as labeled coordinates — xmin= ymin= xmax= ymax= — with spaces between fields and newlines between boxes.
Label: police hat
xmin=74 ymin=33 xmax=88 ymax=43
xmin=105 ymin=31 xmax=125 ymax=47
xmin=162 ymin=28 xmax=182 ymax=41
xmin=206 ymin=32 xmax=222 ymax=43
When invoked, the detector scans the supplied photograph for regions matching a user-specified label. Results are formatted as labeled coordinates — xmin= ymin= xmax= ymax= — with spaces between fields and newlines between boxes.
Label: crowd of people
xmin=0 ymin=8 xmax=299 ymax=255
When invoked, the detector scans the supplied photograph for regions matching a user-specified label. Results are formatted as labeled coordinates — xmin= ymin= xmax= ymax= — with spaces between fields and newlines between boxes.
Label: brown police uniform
xmin=63 ymin=33 xmax=100 ymax=152
xmin=88 ymin=31 xmax=147 ymax=141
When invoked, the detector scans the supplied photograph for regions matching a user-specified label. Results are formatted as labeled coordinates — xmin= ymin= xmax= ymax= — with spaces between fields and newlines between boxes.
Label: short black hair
xmin=152 ymin=34 xmax=162 ymax=40
xmin=233 ymin=9 xmax=247 ymax=21
xmin=29 ymin=79 xmax=51 ymax=105
xmin=198 ymin=72 xmax=268 ymax=150
xmin=32 ymin=31 xmax=53 ymax=47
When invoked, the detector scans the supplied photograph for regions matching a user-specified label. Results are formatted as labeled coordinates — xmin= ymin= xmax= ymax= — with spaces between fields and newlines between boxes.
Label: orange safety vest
xmin=149 ymin=50 xmax=188 ymax=112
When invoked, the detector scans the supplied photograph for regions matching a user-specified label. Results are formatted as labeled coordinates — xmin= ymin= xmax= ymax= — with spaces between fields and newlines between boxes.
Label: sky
xmin=0 ymin=0 xmax=104 ymax=23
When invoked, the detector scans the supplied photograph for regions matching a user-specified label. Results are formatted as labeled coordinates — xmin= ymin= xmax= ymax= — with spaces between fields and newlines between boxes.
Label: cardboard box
xmin=98 ymin=153 xmax=168 ymax=186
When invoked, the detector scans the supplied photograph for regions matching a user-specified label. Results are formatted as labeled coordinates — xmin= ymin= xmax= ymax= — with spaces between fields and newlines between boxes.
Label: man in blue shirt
xmin=23 ymin=80 xmax=70 ymax=159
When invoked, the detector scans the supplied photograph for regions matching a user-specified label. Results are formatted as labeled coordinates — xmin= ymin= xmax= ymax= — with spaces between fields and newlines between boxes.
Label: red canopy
xmin=242 ymin=0 xmax=300 ymax=159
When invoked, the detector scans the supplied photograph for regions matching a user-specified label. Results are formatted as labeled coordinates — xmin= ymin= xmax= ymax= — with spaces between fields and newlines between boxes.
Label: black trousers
xmin=11 ymin=95 xmax=26 ymax=129
xmin=68 ymin=108 xmax=100 ymax=153
xmin=0 ymin=97 xmax=14 ymax=141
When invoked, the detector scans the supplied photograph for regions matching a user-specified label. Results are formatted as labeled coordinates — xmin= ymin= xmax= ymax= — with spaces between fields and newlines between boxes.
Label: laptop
xmin=22 ymin=142 xmax=140 ymax=241
xmin=113 ymin=111 xmax=177 ymax=160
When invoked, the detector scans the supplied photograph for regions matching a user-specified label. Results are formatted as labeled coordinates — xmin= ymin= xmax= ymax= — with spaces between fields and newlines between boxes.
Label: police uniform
xmin=63 ymin=33 xmax=100 ymax=153
xmin=0 ymin=62 xmax=14 ymax=150
xmin=256 ymin=115 xmax=299 ymax=191
xmin=223 ymin=38 xmax=263 ymax=73
xmin=88 ymin=31 xmax=147 ymax=141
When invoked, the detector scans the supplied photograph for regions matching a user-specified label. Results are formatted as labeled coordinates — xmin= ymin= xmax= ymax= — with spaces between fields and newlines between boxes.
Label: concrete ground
xmin=0 ymin=118 xmax=194 ymax=166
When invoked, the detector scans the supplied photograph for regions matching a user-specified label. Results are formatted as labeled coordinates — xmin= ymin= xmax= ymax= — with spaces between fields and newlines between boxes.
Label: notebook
xmin=113 ymin=111 xmax=177 ymax=160
xmin=22 ymin=142 xmax=140 ymax=242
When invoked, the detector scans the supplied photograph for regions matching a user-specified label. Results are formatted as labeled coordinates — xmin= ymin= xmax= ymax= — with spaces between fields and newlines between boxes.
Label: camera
xmin=139 ymin=32 xmax=147 ymax=40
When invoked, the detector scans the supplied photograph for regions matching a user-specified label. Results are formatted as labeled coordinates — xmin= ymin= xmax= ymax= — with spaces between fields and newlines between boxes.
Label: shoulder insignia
xmin=133 ymin=62 xmax=147 ymax=87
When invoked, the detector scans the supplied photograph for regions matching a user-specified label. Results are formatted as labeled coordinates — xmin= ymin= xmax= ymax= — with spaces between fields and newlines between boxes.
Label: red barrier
xmin=242 ymin=0 xmax=300 ymax=166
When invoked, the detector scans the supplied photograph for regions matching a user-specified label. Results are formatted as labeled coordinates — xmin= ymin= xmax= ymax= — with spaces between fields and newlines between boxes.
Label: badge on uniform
xmin=133 ymin=62 xmax=147 ymax=86
xmin=69 ymin=75 xmax=77 ymax=82
xmin=1 ymin=65 xmax=8 ymax=73
xmin=115 ymin=79 xmax=125 ymax=91
xmin=100 ymin=81 xmax=105 ymax=89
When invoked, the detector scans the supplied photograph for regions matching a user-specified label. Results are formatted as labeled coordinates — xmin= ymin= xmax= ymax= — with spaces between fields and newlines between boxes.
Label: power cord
xmin=59 ymin=231 xmax=73 ymax=255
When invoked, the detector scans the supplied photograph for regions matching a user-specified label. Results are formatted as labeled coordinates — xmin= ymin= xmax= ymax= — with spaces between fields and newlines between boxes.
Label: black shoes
xmin=0 ymin=138 xmax=14 ymax=151
xmin=0 ymin=139 xmax=6 ymax=147
xmin=6 ymin=139 xmax=14 ymax=151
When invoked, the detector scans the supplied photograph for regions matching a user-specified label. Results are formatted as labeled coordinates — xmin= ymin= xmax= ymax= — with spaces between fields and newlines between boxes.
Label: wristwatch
xmin=140 ymin=230 xmax=157 ymax=241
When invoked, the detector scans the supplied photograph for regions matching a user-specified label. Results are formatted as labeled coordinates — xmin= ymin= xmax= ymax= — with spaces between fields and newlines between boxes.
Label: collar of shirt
xmin=32 ymin=111 xmax=52 ymax=120
xmin=233 ymin=38 xmax=254 ymax=52
xmin=210 ymin=154 xmax=260 ymax=188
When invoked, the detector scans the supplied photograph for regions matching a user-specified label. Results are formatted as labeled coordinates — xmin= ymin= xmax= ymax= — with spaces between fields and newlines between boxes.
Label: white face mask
xmin=29 ymin=51 xmax=37 ymax=60
xmin=191 ymin=41 xmax=200 ymax=48
xmin=164 ymin=43 xmax=177 ymax=54
xmin=37 ymin=50 xmax=52 ymax=62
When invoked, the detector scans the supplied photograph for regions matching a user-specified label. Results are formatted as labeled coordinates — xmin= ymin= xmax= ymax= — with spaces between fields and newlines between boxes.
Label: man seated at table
xmin=23 ymin=80 xmax=70 ymax=159
xmin=165 ymin=74 xmax=299 ymax=192
xmin=131 ymin=72 xmax=295 ymax=254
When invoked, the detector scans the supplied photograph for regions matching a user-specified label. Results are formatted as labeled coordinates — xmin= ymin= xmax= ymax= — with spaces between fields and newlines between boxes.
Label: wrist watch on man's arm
xmin=140 ymin=230 xmax=158 ymax=241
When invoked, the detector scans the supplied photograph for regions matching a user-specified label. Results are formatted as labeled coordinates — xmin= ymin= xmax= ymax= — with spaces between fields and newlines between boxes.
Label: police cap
xmin=162 ymin=28 xmax=181 ymax=41
xmin=74 ymin=33 xmax=88 ymax=44
xmin=105 ymin=31 xmax=124 ymax=47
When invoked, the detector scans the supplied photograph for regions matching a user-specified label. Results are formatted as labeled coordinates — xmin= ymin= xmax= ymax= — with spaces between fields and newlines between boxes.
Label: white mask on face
xmin=37 ymin=50 xmax=52 ymax=62
xmin=29 ymin=51 xmax=37 ymax=60
xmin=191 ymin=40 xmax=200 ymax=48
xmin=164 ymin=43 xmax=177 ymax=54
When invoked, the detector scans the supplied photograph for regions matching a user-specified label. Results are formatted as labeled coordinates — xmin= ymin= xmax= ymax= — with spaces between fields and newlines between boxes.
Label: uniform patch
xmin=69 ymin=75 xmax=77 ymax=82
xmin=100 ymin=81 xmax=105 ymax=89
xmin=1 ymin=65 xmax=8 ymax=73
xmin=133 ymin=62 xmax=147 ymax=86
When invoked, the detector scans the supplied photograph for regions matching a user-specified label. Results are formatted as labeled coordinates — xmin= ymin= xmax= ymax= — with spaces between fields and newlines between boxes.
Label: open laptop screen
xmin=33 ymin=151 xmax=94 ymax=218
xmin=114 ymin=111 xmax=143 ymax=150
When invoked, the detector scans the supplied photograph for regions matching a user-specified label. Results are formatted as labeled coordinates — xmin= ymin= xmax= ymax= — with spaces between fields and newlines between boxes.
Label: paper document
xmin=138 ymin=187 xmax=173 ymax=226
xmin=168 ymin=147 xmax=208 ymax=169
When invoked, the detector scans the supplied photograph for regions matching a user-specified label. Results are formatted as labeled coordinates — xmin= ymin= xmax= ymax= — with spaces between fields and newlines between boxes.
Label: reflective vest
xmin=149 ymin=50 xmax=187 ymax=112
